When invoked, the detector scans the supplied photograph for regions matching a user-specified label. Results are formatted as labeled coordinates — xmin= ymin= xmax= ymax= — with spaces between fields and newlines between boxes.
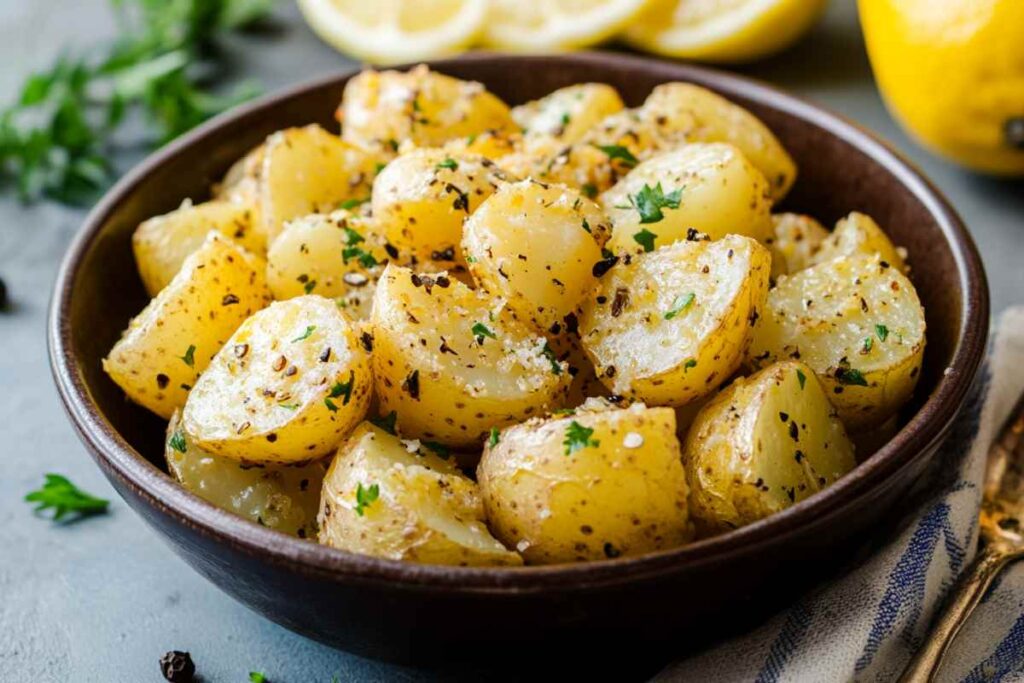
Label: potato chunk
xmin=748 ymin=254 xmax=926 ymax=429
xmin=463 ymin=179 xmax=611 ymax=331
xmin=580 ymin=235 xmax=771 ymax=406
xmin=259 ymin=124 xmax=378 ymax=244
xmin=498 ymin=134 xmax=618 ymax=195
xmin=182 ymin=295 xmax=372 ymax=463
xmin=684 ymin=361 xmax=856 ymax=535
xmin=511 ymin=83 xmax=625 ymax=143
xmin=337 ymin=65 xmax=518 ymax=155
xmin=370 ymin=265 xmax=570 ymax=448
xmin=165 ymin=412 xmax=324 ymax=538
xmin=104 ymin=233 xmax=271 ymax=419
xmin=133 ymin=199 xmax=263 ymax=297
xmin=372 ymin=148 xmax=516 ymax=269
xmin=266 ymin=210 xmax=386 ymax=320
xmin=768 ymin=213 xmax=829 ymax=279
xmin=810 ymin=212 xmax=908 ymax=272
xmin=602 ymin=144 xmax=773 ymax=255
xmin=477 ymin=402 xmax=692 ymax=564
xmin=318 ymin=422 xmax=522 ymax=566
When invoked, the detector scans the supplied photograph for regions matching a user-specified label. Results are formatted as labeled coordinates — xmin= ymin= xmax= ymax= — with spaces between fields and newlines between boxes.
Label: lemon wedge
xmin=485 ymin=0 xmax=656 ymax=52
xmin=624 ymin=0 xmax=828 ymax=63
xmin=297 ymin=0 xmax=488 ymax=65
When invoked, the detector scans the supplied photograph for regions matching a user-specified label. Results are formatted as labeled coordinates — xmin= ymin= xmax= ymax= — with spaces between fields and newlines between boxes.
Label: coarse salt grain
xmin=623 ymin=432 xmax=644 ymax=448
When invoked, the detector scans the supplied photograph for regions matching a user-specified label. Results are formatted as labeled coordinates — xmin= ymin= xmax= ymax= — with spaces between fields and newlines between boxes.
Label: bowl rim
xmin=48 ymin=51 xmax=989 ymax=592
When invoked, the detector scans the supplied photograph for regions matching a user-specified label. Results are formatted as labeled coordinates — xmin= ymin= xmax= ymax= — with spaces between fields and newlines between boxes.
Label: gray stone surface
xmin=0 ymin=1 xmax=1020 ymax=681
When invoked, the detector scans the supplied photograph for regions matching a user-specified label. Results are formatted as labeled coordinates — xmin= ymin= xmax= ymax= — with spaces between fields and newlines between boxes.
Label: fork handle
xmin=898 ymin=544 xmax=1017 ymax=682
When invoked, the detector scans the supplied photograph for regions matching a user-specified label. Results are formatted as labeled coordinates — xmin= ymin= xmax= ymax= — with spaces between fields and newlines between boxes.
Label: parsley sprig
xmin=621 ymin=182 xmax=682 ymax=224
xmin=354 ymin=482 xmax=379 ymax=516
xmin=563 ymin=420 xmax=600 ymax=456
xmin=25 ymin=474 xmax=110 ymax=521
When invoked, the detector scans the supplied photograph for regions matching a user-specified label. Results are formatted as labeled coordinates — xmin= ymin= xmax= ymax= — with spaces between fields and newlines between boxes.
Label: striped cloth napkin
xmin=656 ymin=308 xmax=1024 ymax=682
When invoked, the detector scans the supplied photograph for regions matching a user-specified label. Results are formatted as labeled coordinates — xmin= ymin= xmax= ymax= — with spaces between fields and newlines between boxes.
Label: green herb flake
xmin=472 ymin=322 xmax=496 ymax=344
xmin=341 ymin=229 xmax=378 ymax=268
xmin=836 ymin=365 xmax=868 ymax=387
xmin=626 ymin=182 xmax=682 ymax=224
xmin=179 ymin=344 xmax=196 ymax=367
xmin=684 ymin=359 xmax=697 ymax=372
xmin=371 ymin=411 xmax=398 ymax=435
xmin=488 ymin=426 xmax=500 ymax=448
xmin=436 ymin=157 xmax=458 ymax=171
xmin=595 ymin=144 xmax=638 ymax=168
xmin=249 ymin=673 xmax=266 ymax=683
xmin=338 ymin=197 xmax=369 ymax=210
xmin=324 ymin=397 xmax=338 ymax=412
xmin=169 ymin=430 xmax=187 ymax=453
xmin=875 ymin=324 xmax=889 ymax=342
xmin=862 ymin=337 xmax=873 ymax=353
xmin=796 ymin=368 xmax=807 ymax=390
xmin=25 ymin=473 xmax=109 ymax=521
xmin=329 ymin=372 xmax=355 ymax=406
xmin=581 ymin=217 xmax=591 ymax=234
xmin=664 ymin=292 xmax=695 ymax=320
xmin=278 ymin=402 xmax=300 ymax=411
xmin=303 ymin=279 xmax=317 ymax=294
xmin=632 ymin=228 xmax=657 ymax=253
xmin=541 ymin=342 xmax=562 ymax=375
xmin=291 ymin=325 xmax=316 ymax=343
xmin=563 ymin=420 xmax=600 ymax=456
xmin=354 ymin=482 xmax=379 ymax=516
xmin=581 ymin=183 xmax=598 ymax=199
xmin=422 ymin=441 xmax=450 ymax=459
xmin=560 ymin=112 xmax=571 ymax=127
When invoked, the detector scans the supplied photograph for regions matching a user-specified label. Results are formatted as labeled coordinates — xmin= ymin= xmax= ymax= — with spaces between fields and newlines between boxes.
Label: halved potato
xmin=318 ymin=422 xmax=522 ymax=566
xmin=748 ymin=254 xmax=926 ymax=429
xmin=266 ymin=210 xmax=387 ymax=320
xmin=477 ymin=402 xmax=692 ymax=564
xmin=370 ymin=264 xmax=570 ymax=447
xmin=810 ymin=212 xmax=908 ymax=272
xmin=104 ymin=233 xmax=271 ymax=419
xmin=372 ymin=148 xmax=516 ymax=268
xmin=165 ymin=411 xmax=325 ymax=539
xmin=768 ymin=213 xmax=829 ymax=279
xmin=182 ymin=295 xmax=372 ymax=463
xmin=133 ymin=199 xmax=263 ymax=297
xmin=512 ymin=83 xmax=625 ymax=143
xmin=259 ymin=124 xmax=379 ymax=244
xmin=337 ymin=65 xmax=519 ymax=154
xmin=462 ymin=179 xmax=611 ymax=331
xmin=684 ymin=360 xmax=856 ymax=535
xmin=602 ymin=144 xmax=774 ymax=255
xmin=580 ymin=235 xmax=771 ymax=406
xmin=498 ymin=135 xmax=619 ymax=195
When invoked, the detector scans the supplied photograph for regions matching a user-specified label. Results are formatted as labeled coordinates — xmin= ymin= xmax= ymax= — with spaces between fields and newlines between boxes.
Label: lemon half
xmin=485 ymin=0 xmax=656 ymax=52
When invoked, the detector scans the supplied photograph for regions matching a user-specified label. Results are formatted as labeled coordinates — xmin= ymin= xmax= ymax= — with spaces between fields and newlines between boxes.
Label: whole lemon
xmin=859 ymin=0 xmax=1024 ymax=175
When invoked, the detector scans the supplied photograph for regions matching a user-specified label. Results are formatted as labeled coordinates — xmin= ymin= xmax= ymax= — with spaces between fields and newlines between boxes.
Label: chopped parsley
xmin=581 ymin=183 xmax=598 ymax=199
xmin=303 ymin=279 xmax=317 ymax=294
xmin=835 ymin=364 xmax=868 ymax=386
xmin=249 ymin=673 xmax=266 ymax=683
xmin=338 ymin=197 xmax=369 ymax=210
xmin=541 ymin=342 xmax=562 ymax=375
xmin=560 ymin=112 xmax=571 ymax=127
xmin=564 ymin=420 xmax=600 ymax=455
xmin=329 ymin=371 xmax=355 ymax=406
xmin=581 ymin=217 xmax=591 ymax=234
xmin=796 ymin=368 xmax=807 ymax=389
xmin=371 ymin=411 xmax=398 ymax=435
xmin=684 ymin=359 xmax=697 ymax=372
xmin=875 ymin=324 xmax=889 ymax=342
xmin=664 ymin=292 xmax=695 ymax=320
xmin=169 ymin=430 xmax=187 ymax=453
xmin=278 ymin=402 xmax=300 ymax=410
xmin=624 ymin=182 xmax=682 ymax=224
xmin=633 ymin=228 xmax=657 ymax=253
xmin=25 ymin=473 xmax=109 ymax=521
xmin=179 ymin=344 xmax=196 ymax=367
xmin=472 ymin=322 xmax=496 ymax=344
xmin=342 ymin=227 xmax=379 ymax=268
xmin=324 ymin=398 xmax=338 ymax=412
xmin=862 ymin=337 xmax=873 ymax=353
xmin=354 ymin=483 xmax=379 ymax=517
xmin=436 ymin=157 xmax=458 ymax=171
xmin=291 ymin=325 xmax=316 ymax=343
xmin=422 ymin=441 xmax=450 ymax=459
xmin=595 ymin=144 xmax=638 ymax=168
xmin=488 ymin=426 xmax=500 ymax=448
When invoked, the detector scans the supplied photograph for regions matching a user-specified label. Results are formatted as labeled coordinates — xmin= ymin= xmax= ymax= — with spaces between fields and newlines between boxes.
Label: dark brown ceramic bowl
xmin=49 ymin=52 xmax=988 ymax=669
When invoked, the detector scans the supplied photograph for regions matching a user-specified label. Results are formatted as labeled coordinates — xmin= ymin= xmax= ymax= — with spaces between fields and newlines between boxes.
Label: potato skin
xmin=580 ymin=235 xmax=771 ymax=406
xmin=767 ymin=213 xmax=829 ymax=280
xmin=133 ymin=199 xmax=262 ymax=296
xmin=477 ymin=403 xmax=692 ymax=564
xmin=104 ymin=233 xmax=271 ymax=419
xmin=318 ymin=422 xmax=522 ymax=566
xmin=182 ymin=295 xmax=372 ymax=463
xmin=748 ymin=254 xmax=926 ymax=429
xmin=370 ymin=264 xmax=571 ymax=448
xmin=463 ymin=179 xmax=611 ymax=331
xmin=512 ymin=83 xmax=624 ymax=143
xmin=602 ymin=144 xmax=774 ymax=254
xmin=165 ymin=411 xmax=325 ymax=538
xmin=337 ymin=65 xmax=518 ymax=155
xmin=684 ymin=361 xmax=856 ymax=535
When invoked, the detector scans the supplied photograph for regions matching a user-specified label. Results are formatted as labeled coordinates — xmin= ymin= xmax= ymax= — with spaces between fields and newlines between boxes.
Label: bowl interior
xmin=60 ymin=52 xmax=983 ymax=569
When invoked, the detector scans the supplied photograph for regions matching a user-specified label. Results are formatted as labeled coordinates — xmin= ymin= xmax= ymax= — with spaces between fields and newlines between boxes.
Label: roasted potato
xmin=182 ymin=295 xmax=372 ymax=463
xmin=442 ymin=129 xmax=520 ymax=160
xmin=266 ymin=210 xmax=387 ymax=320
xmin=259 ymin=124 xmax=379 ymax=244
xmin=748 ymin=254 xmax=926 ymax=429
xmin=602 ymin=144 xmax=774 ymax=254
xmin=768 ymin=213 xmax=829 ymax=279
xmin=498 ymin=134 xmax=618 ymax=195
xmin=370 ymin=264 xmax=571 ymax=448
xmin=810 ymin=211 xmax=908 ymax=272
xmin=337 ymin=65 xmax=519 ymax=154
xmin=133 ymin=199 xmax=263 ymax=297
xmin=372 ymin=148 xmax=516 ymax=268
xmin=580 ymin=235 xmax=771 ymax=406
xmin=104 ymin=233 xmax=271 ymax=419
xmin=463 ymin=179 xmax=611 ymax=331
xmin=512 ymin=83 xmax=625 ymax=143
xmin=318 ymin=422 xmax=522 ymax=566
xmin=477 ymin=402 xmax=692 ymax=564
xmin=165 ymin=411 xmax=325 ymax=538
xmin=684 ymin=361 xmax=856 ymax=534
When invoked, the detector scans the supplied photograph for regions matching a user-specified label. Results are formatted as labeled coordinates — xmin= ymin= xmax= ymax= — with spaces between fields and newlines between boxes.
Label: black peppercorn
xmin=0 ymin=276 xmax=7 ymax=310
xmin=160 ymin=650 xmax=195 ymax=682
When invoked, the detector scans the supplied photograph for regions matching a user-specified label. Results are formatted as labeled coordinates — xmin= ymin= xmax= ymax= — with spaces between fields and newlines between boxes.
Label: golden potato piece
xmin=370 ymin=265 xmax=571 ymax=448
xmin=768 ymin=213 xmax=829 ymax=279
xmin=318 ymin=422 xmax=522 ymax=566
xmin=512 ymin=83 xmax=625 ymax=143
xmin=259 ymin=124 xmax=378 ymax=244
xmin=182 ymin=295 xmax=372 ymax=463
xmin=442 ymin=129 xmax=520 ymax=160
xmin=337 ymin=65 xmax=519 ymax=155
xmin=165 ymin=411 xmax=325 ymax=539
xmin=104 ymin=233 xmax=271 ymax=419
xmin=133 ymin=199 xmax=262 ymax=297
xmin=463 ymin=179 xmax=611 ymax=331
xmin=602 ymin=144 xmax=774 ymax=255
xmin=477 ymin=402 xmax=692 ymax=564
xmin=580 ymin=235 xmax=771 ymax=406
xmin=266 ymin=210 xmax=386 ymax=320
xmin=748 ymin=254 xmax=926 ymax=429
xmin=372 ymin=148 xmax=516 ymax=268
xmin=684 ymin=361 xmax=856 ymax=535
xmin=810 ymin=212 xmax=908 ymax=272
xmin=498 ymin=134 xmax=618 ymax=196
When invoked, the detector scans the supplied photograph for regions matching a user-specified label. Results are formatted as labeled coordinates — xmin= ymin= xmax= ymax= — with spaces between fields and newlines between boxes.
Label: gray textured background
xmin=0 ymin=1 xmax=1021 ymax=681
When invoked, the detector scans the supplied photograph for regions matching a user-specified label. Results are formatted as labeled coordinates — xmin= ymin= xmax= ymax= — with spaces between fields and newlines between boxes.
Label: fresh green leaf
xmin=248 ymin=673 xmax=266 ymax=683
xmin=633 ymin=228 xmax=657 ymax=253
xmin=664 ymin=292 xmax=695 ymax=320
xmin=541 ymin=342 xmax=562 ymax=375
xmin=862 ymin=337 xmax=873 ymax=353
xmin=435 ymin=157 xmax=458 ymax=171
xmin=354 ymin=482 xmax=379 ymax=516
xmin=595 ymin=144 xmax=638 ymax=168
xmin=169 ymin=430 xmax=187 ymax=453
xmin=291 ymin=325 xmax=316 ymax=343
xmin=179 ymin=344 xmax=196 ymax=367
xmin=338 ymin=197 xmax=369 ymax=210
xmin=875 ymin=324 xmax=889 ymax=342
xmin=796 ymin=368 xmax=807 ymax=389
xmin=835 ymin=364 xmax=868 ymax=386
xmin=625 ymin=183 xmax=682 ymax=224
xmin=422 ymin=441 xmax=450 ymax=459
xmin=488 ymin=426 xmax=500 ymax=448
xmin=371 ymin=411 xmax=398 ymax=435
xmin=580 ymin=182 xmax=598 ymax=199
xmin=563 ymin=420 xmax=599 ymax=456
xmin=329 ymin=372 xmax=355 ymax=406
xmin=25 ymin=474 xmax=109 ymax=521
xmin=472 ymin=322 xmax=496 ymax=343
xmin=303 ymin=279 xmax=317 ymax=294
